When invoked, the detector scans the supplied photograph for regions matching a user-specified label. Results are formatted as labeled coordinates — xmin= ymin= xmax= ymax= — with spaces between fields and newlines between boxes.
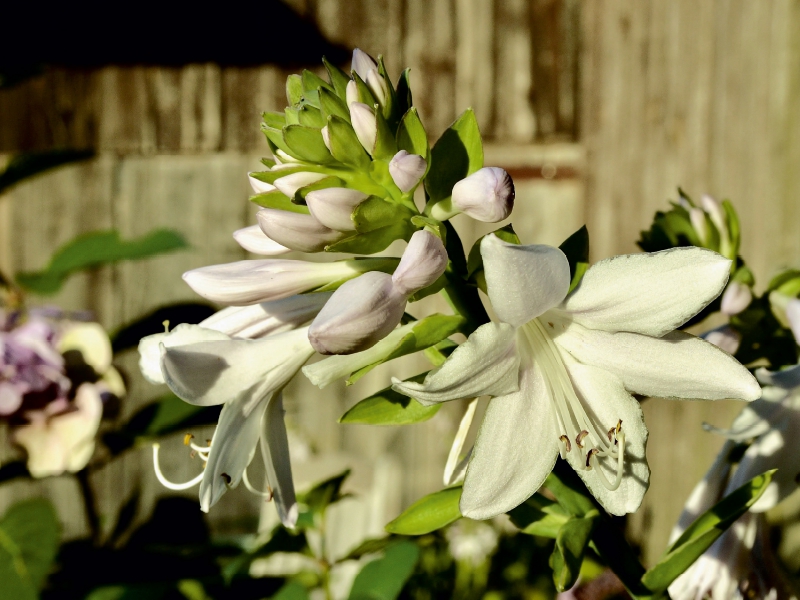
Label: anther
xmin=576 ymin=430 xmax=589 ymax=448
xmin=559 ymin=435 xmax=572 ymax=452
xmin=586 ymin=448 xmax=599 ymax=468
xmin=184 ymin=433 xmax=194 ymax=446
xmin=162 ymin=319 xmax=171 ymax=333
xmin=221 ymin=472 xmax=232 ymax=485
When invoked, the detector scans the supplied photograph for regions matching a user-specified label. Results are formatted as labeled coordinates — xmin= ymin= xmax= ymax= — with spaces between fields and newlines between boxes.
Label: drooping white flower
xmin=305 ymin=188 xmax=368 ymax=232
xmin=256 ymin=208 xmax=343 ymax=253
xmin=393 ymin=235 xmax=760 ymax=518
xmin=389 ymin=150 xmax=427 ymax=193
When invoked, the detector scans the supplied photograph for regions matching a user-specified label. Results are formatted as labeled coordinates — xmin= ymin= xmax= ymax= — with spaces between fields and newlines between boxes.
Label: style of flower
xmin=393 ymin=235 xmax=760 ymax=518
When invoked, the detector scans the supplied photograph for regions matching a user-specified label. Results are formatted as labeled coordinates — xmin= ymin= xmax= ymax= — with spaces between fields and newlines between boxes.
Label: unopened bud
xmin=391 ymin=230 xmax=448 ymax=296
xmin=349 ymin=102 xmax=377 ymax=154
xmin=702 ymin=325 xmax=741 ymax=356
xmin=257 ymin=209 xmax=342 ymax=253
xmin=233 ymin=225 xmax=291 ymax=255
xmin=346 ymin=80 xmax=359 ymax=106
xmin=366 ymin=69 xmax=389 ymax=106
xmin=351 ymin=48 xmax=378 ymax=81
xmin=720 ymin=281 xmax=752 ymax=316
xmin=306 ymin=188 xmax=368 ymax=232
xmin=321 ymin=125 xmax=331 ymax=151
xmin=689 ymin=208 xmax=708 ymax=246
xmin=249 ymin=173 xmax=276 ymax=194
xmin=450 ymin=167 xmax=515 ymax=222
xmin=273 ymin=172 xmax=328 ymax=198
xmin=389 ymin=150 xmax=427 ymax=193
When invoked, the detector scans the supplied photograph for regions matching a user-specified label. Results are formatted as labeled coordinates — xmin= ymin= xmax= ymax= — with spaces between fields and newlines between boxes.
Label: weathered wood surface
xmin=1 ymin=0 xmax=799 ymax=567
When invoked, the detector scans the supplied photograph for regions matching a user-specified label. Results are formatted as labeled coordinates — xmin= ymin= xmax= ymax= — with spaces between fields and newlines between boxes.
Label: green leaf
xmin=425 ymin=109 xmax=483 ymax=202
xmin=273 ymin=581 xmax=310 ymax=600
xmin=396 ymin=108 xmax=429 ymax=159
xmin=409 ymin=215 xmax=445 ymax=241
xmin=347 ymin=314 xmax=465 ymax=384
xmin=16 ymin=229 xmax=188 ymax=295
xmin=327 ymin=115 xmax=372 ymax=169
xmin=0 ymin=498 xmax=60 ymax=599
xmin=348 ymin=541 xmax=419 ymax=600
xmin=340 ymin=373 xmax=440 ymax=425
xmin=319 ymin=87 xmax=351 ymax=122
xmin=641 ymin=469 xmax=776 ymax=594
xmin=323 ymin=57 xmax=352 ymax=99
xmin=508 ymin=493 xmax=571 ymax=539
xmin=286 ymin=74 xmax=304 ymax=105
xmin=385 ymin=487 xmax=462 ymax=535
xmin=550 ymin=513 xmax=598 ymax=592
xmin=559 ymin=226 xmax=590 ymax=293
xmin=325 ymin=227 xmax=409 ymax=255
xmin=251 ymin=190 xmax=310 ymax=214
xmin=395 ymin=69 xmax=413 ymax=117
xmin=0 ymin=149 xmax=94 ymax=194
xmin=544 ymin=467 xmax=598 ymax=518
xmin=283 ymin=125 xmax=334 ymax=164
xmin=343 ymin=536 xmax=397 ymax=560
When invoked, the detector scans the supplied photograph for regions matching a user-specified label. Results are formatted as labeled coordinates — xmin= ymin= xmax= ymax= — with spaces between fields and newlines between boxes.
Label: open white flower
xmin=393 ymin=235 xmax=760 ymax=518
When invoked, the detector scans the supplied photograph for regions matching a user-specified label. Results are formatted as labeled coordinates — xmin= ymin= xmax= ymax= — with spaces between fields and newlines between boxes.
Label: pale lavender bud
xmin=349 ymin=102 xmax=377 ymax=154
xmin=701 ymin=193 xmax=730 ymax=242
xmin=702 ymin=325 xmax=742 ymax=356
xmin=305 ymin=188 xmax=368 ymax=232
xmin=321 ymin=125 xmax=331 ymax=151
xmin=248 ymin=173 xmax=276 ymax=195
xmin=786 ymin=298 xmax=800 ymax=345
xmin=392 ymin=230 xmax=448 ymax=296
xmin=720 ymin=281 xmax=752 ymax=316
xmin=233 ymin=225 xmax=291 ymax=255
xmin=273 ymin=172 xmax=328 ymax=198
xmin=257 ymin=209 xmax=342 ymax=253
xmin=351 ymin=48 xmax=378 ymax=81
xmin=451 ymin=167 xmax=515 ymax=222
xmin=308 ymin=272 xmax=406 ymax=355
xmin=689 ymin=208 xmax=708 ymax=246
xmin=389 ymin=150 xmax=427 ymax=193
xmin=366 ymin=68 xmax=389 ymax=106
xmin=346 ymin=80 xmax=359 ymax=106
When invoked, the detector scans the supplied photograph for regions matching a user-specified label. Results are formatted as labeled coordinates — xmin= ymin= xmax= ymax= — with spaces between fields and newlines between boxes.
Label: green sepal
xmin=263 ymin=111 xmax=287 ymax=129
xmin=425 ymin=108 xmax=484 ymax=203
xmin=292 ymin=175 xmax=345 ymax=205
xmin=319 ymin=87 xmax=350 ymax=122
xmin=302 ymin=89 xmax=320 ymax=109
xmin=250 ymin=165 xmax=320 ymax=185
xmin=385 ymin=487 xmax=462 ymax=535
xmin=326 ymin=196 xmax=416 ymax=254
xmin=352 ymin=72 xmax=377 ymax=107
xmin=283 ymin=124 xmax=335 ymax=164
xmin=559 ymin=225 xmax=590 ymax=293
xmin=408 ymin=273 xmax=447 ymax=302
xmin=550 ymin=512 xmax=598 ymax=592
xmin=261 ymin=124 xmax=295 ymax=157
xmin=323 ymin=56 xmax=352 ymax=98
xmin=339 ymin=372 xmax=440 ymax=426
xmin=508 ymin=493 xmax=571 ymax=538
xmin=373 ymin=107 xmax=399 ymax=160
xmin=284 ymin=107 xmax=301 ymax=125
xmin=395 ymin=69 xmax=413 ymax=119
xmin=302 ymin=69 xmax=334 ymax=95
xmin=641 ymin=469 xmax=776 ymax=595
xmin=296 ymin=105 xmax=326 ymax=129
xmin=308 ymin=257 xmax=400 ymax=294
xmin=286 ymin=74 xmax=303 ymax=105
xmin=397 ymin=107 xmax=429 ymax=160
xmin=376 ymin=55 xmax=399 ymax=122
xmin=722 ymin=199 xmax=741 ymax=257
xmin=347 ymin=314 xmax=465 ymax=384
xmin=250 ymin=190 xmax=310 ymax=214
xmin=327 ymin=115 xmax=372 ymax=169
xmin=410 ymin=215 xmax=446 ymax=241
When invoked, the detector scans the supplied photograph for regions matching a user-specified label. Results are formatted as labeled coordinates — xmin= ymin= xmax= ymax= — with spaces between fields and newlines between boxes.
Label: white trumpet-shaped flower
xmin=393 ymin=235 xmax=760 ymax=518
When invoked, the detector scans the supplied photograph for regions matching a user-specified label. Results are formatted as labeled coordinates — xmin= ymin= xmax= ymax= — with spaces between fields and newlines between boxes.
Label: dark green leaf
xmin=283 ymin=125 xmax=334 ymax=164
xmin=348 ymin=541 xmax=419 ymax=600
xmin=251 ymin=190 xmax=310 ymax=214
xmin=550 ymin=513 xmax=597 ymax=592
xmin=0 ymin=149 xmax=94 ymax=194
xmin=508 ymin=493 xmax=571 ymax=539
xmin=396 ymin=108 xmax=428 ymax=159
xmin=343 ymin=536 xmax=397 ymax=561
xmin=16 ymin=229 xmax=187 ymax=295
xmin=425 ymin=109 xmax=483 ymax=202
xmin=273 ymin=580 xmax=310 ymax=600
xmin=559 ymin=226 xmax=590 ymax=293
xmin=385 ymin=488 xmax=461 ymax=535
xmin=544 ymin=465 xmax=598 ymax=518
xmin=395 ymin=69 xmax=413 ymax=117
xmin=327 ymin=116 xmax=372 ymax=169
xmin=340 ymin=373 xmax=440 ymax=425
xmin=641 ymin=470 xmax=775 ymax=594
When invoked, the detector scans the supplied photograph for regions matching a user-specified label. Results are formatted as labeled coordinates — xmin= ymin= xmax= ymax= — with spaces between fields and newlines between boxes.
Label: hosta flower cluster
xmin=139 ymin=50 xmax=759 ymax=536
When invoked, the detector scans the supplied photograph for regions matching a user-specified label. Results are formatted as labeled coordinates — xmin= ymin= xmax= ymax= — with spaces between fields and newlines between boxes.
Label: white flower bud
xmin=786 ymin=298 xmax=800 ymax=345
xmin=349 ymin=102 xmax=377 ymax=154
xmin=702 ymin=325 xmax=742 ymax=356
xmin=451 ymin=167 xmax=515 ymax=222
xmin=273 ymin=172 xmax=327 ymax=198
xmin=720 ymin=281 xmax=752 ymax=316
xmin=257 ymin=209 xmax=342 ymax=253
xmin=392 ymin=230 xmax=448 ymax=296
xmin=346 ymin=80 xmax=359 ymax=106
xmin=389 ymin=150 xmax=427 ymax=193
xmin=305 ymin=187 xmax=368 ymax=232
xmin=308 ymin=272 xmax=406 ymax=355
xmin=689 ymin=207 xmax=708 ymax=245
xmin=321 ymin=125 xmax=331 ymax=151
xmin=233 ymin=225 xmax=291 ymax=255
xmin=351 ymin=48 xmax=378 ymax=81
xmin=249 ymin=173 xmax=276 ymax=194
xmin=366 ymin=68 xmax=389 ymax=106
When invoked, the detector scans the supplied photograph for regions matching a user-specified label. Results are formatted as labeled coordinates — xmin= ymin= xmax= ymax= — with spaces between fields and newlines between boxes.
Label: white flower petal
xmin=460 ymin=362 xmax=559 ymax=519
xmin=391 ymin=322 xmax=520 ymax=405
xmin=389 ymin=150 xmax=427 ymax=193
xmin=451 ymin=167 xmax=515 ymax=223
xmin=257 ymin=209 xmax=342 ymax=253
xmin=351 ymin=48 xmax=378 ymax=81
xmin=138 ymin=324 xmax=230 ymax=384
xmin=305 ymin=187 xmax=367 ymax=232
xmin=444 ymin=399 xmax=477 ymax=486
xmin=259 ymin=393 xmax=298 ymax=528
xmin=481 ymin=235 xmax=571 ymax=327
xmin=273 ymin=172 xmax=327 ymax=197
xmin=391 ymin=230 xmax=448 ymax=296
xmin=555 ymin=324 xmax=761 ymax=400
xmin=200 ymin=294 xmax=330 ymax=339
xmin=349 ymin=102 xmax=377 ymax=153
xmin=562 ymin=362 xmax=649 ymax=516
xmin=233 ymin=225 xmax=291 ymax=256
xmin=562 ymin=248 xmax=732 ymax=337
xmin=161 ymin=327 xmax=314 ymax=409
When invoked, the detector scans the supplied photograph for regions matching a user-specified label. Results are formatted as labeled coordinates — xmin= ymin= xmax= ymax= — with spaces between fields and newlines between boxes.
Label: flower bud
xmin=257 ymin=209 xmax=342 ymax=253
xmin=349 ymin=102 xmax=377 ymax=154
xmin=389 ymin=150 xmax=427 ymax=193
xmin=249 ymin=173 xmax=276 ymax=195
xmin=321 ymin=125 xmax=331 ymax=151
xmin=702 ymin=325 xmax=741 ymax=356
xmin=392 ymin=230 xmax=448 ymax=296
xmin=450 ymin=167 xmax=515 ymax=222
xmin=305 ymin=188 xmax=368 ymax=232
xmin=273 ymin=171 xmax=328 ymax=198
xmin=233 ymin=225 xmax=291 ymax=255
xmin=701 ymin=194 xmax=727 ymax=233
xmin=720 ymin=281 xmax=752 ymax=316
xmin=346 ymin=80 xmax=359 ymax=106
xmin=689 ymin=207 xmax=708 ymax=246
xmin=308 ymin=271 xmax=406 ymax=355
xmin=351 ymin=48 xmax=378 ymax=81
xmin=366 ymin=68 xmax=389 ymax=106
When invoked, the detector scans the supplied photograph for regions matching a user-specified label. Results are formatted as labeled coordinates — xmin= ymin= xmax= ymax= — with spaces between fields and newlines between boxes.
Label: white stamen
xmin=242 ymin=467 xmax=273 ymax=500
xmin=152 ymin=443 xmax=204 ymax=490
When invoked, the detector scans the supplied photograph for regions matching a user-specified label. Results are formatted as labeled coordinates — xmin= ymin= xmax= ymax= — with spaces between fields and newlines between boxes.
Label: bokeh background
xmin=2 ymin=0 xmax=800 ymax=566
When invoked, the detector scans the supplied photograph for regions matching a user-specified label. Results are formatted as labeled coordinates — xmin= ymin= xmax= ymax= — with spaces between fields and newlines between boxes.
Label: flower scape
xmin=137 ymin=48 xmax=762 ymax=547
